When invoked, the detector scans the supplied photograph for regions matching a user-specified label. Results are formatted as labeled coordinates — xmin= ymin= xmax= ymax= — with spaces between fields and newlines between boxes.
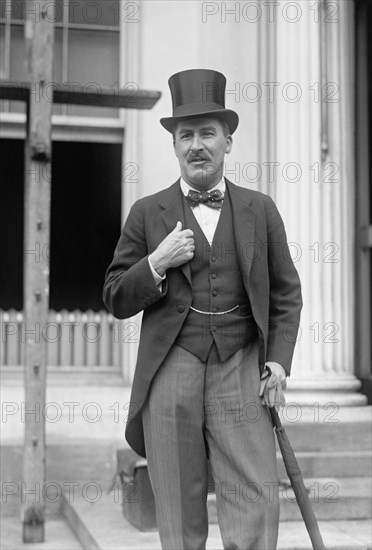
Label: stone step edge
xmin=276 ymin=450 xmax=372 ymax=472
xmin=277 ymin=448 xmax=372 ymax=460
xmin=208 ymin=476 xmax=372 ymax=501
xmin=61 ymin=493 xmax=100 ymax=550
xmin=207 ymin=477 xmax=372 ymax=523
xmin=276 ymin=450 xmax=372 ymax=464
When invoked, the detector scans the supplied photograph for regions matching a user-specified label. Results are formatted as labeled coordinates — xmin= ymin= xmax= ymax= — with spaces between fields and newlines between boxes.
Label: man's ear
xmin=225 ymin=135 xmax=233 ymax=154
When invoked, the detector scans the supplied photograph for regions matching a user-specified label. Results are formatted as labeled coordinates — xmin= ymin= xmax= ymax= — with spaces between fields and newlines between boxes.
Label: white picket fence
xmin=0 ymin=309 xmax=122 ymax=369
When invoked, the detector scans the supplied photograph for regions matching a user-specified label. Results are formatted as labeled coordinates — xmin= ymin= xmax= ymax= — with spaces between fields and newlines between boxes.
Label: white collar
xmin=180 ymin=177 xmax=226 ymax=197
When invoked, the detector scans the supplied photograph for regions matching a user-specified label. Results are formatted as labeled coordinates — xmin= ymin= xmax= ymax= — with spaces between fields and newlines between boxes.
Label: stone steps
xmin=2 ymin=375 xmax=370 ymax=549
xmin=207 ymin=477 xmax=372 ymax=522
xmin=278 ymin=406 xmax=372 ymax=452
xmin=276 ymin=450 xmax=372 ymax=478
xmin=61 ymin=491 xmax=372 ymax=550
xmin=2 ymin=445 xmax=370 ymax=491
xmin=2 ymin=445 xmax=371 ymax=480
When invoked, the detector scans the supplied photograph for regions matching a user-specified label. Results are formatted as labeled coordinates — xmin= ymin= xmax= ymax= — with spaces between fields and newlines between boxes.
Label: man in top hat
xmin=103 ymin=69 xmax=302 ymax=550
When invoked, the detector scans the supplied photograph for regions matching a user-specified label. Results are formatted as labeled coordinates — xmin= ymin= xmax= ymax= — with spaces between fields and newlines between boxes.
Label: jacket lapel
xmin=226 ymin=179 xmax=256 ymax=284
xmin=159 ymin=180 xmax=192 ymax=286
xmin=158 ymin=178 xmax=256 ymax=287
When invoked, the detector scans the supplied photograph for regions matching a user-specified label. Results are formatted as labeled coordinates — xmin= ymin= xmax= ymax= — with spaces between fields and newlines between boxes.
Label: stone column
xmin=271 ymin=0 xmax=365 ymax=405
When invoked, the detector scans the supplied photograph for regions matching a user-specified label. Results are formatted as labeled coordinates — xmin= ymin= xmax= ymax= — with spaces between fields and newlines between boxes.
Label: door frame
xmin=355 ymin=0 xmax=372 ymax=401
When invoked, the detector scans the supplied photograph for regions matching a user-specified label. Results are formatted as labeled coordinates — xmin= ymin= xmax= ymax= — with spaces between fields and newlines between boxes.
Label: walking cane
xmin=269 ymin=407 xmax=327 ymax=550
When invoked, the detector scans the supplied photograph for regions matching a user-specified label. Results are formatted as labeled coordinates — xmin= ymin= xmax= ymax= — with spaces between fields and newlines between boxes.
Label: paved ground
xmin=61 ymin=491 xmax=372 ymax=550
xmin=2 ymin=515 xmax=371 ymax=550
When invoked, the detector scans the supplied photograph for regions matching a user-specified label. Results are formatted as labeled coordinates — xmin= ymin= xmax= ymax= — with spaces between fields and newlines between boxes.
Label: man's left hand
xmin=259 ymin=362 xmax=287 ymax=410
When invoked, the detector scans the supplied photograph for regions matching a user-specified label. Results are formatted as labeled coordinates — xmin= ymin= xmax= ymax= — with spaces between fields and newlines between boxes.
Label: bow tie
xmin=185 ymin=189 xmax=224 ymax=209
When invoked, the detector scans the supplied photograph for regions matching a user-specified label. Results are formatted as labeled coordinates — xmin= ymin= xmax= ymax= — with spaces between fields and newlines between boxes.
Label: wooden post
xmin=22 ymin=0 xmax=55 ymax=542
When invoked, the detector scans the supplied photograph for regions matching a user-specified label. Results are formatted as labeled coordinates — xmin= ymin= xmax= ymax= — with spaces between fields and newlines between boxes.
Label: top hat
xmin=160 ymin=69 xmax=239 ymax=134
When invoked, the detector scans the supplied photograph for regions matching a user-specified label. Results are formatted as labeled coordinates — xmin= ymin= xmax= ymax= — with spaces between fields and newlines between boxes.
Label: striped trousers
xmin=142 ymin=340 xmax=279 ymax=550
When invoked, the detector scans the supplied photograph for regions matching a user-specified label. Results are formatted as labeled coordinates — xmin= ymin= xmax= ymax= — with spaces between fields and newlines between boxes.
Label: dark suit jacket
xmin=103 ymin=178 xmax=302 ymax=457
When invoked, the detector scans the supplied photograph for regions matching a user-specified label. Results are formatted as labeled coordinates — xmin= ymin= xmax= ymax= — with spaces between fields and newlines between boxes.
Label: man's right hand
xmin=149 ymin=221 xmax=195 ymax=276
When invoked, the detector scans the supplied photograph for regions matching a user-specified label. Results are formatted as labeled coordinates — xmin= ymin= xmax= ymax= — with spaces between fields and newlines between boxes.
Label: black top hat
xmin=160 ymin=69 xmax=239 ymax=134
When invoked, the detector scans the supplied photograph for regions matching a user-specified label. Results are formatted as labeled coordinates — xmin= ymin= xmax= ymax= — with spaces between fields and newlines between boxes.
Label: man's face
xmin=173 ymin=118 xmax=232 ymax=190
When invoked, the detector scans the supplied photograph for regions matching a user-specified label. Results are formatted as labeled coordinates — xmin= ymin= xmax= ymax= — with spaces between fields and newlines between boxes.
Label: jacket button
xmin=212 ymin=289 xmax=218 ymax=296
xmin=212 ymin=307 xmax=217 ymax=313
xmin=211 ymin=273 xmax=217 ymax=279
xmin=211 ymin=256 xmax=217 ymax=262
xmin=177 ymin=305 xmax=185 ymax=313
xmin=211 ymin=326 xmax=217 ymax=333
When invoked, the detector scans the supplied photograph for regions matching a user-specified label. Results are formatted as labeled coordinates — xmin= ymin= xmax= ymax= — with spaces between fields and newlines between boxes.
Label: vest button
xmin=211 ymin=273 xmax=217 ymax=279
xmin=212 ymin=290 xmax=218 ymax=297
xmin=212 ymin=307 xmax=217 ymax=313
xmin=177 ymin=305 xmax=185 ymax=313
xmin=211 ymin=326 xmax=217 ymax=332
xmin=211 ymin=256 xmax=217 ymax=262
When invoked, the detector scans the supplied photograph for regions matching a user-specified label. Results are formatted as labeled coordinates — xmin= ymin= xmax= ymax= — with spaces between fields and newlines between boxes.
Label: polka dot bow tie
xmin=185 ymin=189 xmax=224 ymax=209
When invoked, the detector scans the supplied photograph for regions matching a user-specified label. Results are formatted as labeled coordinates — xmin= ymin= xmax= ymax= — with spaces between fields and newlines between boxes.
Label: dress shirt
xmin=179 ymin=177 xmax=225 ymax=245
xmin=147 ymin=177 xmax=286 ymax=381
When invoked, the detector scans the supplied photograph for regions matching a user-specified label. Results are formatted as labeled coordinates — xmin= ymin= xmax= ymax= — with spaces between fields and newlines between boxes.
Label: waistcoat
xmin=175 ymin=187 xmax=257 ymax=361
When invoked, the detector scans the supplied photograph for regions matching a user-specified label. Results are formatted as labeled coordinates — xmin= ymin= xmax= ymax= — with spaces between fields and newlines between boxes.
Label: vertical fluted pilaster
xmin=273 ymin=1 xmax=363 ymax=402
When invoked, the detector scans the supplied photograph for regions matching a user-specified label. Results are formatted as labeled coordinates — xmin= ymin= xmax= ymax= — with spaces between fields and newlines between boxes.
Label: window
xmin=0 ymin=0 xmax=120 ymax=117
xmin=0 ymin=138 xmax=122 ymax=311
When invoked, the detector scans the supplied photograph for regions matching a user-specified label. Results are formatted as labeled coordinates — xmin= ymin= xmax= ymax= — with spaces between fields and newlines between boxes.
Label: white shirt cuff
xmin=148 ymin=255 xmax=166 ymax=288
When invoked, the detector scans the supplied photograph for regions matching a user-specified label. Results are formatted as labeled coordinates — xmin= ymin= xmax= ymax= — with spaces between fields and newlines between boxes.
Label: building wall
xmin=0 ymin=0 xmax=366 ymax=396
xmin=133 ymin=1 xmax=261 ymax=195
